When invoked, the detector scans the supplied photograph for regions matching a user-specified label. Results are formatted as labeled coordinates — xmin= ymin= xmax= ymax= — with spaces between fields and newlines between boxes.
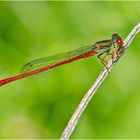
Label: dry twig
xmin=60 ymin=23 xmax=140 ymax=140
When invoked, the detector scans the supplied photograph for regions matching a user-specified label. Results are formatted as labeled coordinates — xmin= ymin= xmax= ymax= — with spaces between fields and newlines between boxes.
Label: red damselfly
xmin=0 ymin=34 xmax=123 ymax=87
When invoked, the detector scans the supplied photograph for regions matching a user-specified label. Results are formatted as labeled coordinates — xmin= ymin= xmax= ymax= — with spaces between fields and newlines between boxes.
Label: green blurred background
xmin=0 ymin=1 xmax=140 ymax=139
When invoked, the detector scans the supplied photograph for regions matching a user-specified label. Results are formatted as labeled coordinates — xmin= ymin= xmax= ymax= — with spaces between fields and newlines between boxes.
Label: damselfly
xmin=0 ymin=34 xmax=123 ymax=87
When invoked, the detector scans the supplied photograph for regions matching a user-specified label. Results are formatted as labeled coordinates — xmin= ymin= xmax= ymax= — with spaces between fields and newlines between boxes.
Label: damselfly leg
xmin=97 ymin=49 xmax=112 ymax=67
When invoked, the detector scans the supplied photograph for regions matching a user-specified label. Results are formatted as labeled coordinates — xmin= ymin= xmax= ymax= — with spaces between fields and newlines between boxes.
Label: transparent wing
xmin=21 ymin=45 xmax=95 ymax=77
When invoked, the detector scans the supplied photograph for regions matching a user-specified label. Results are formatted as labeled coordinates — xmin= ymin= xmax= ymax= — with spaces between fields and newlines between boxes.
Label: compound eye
xmin=116 ymin=38 xmax=123 ymax=46
xmin=112 ymin=33 xmax=118 ymax=39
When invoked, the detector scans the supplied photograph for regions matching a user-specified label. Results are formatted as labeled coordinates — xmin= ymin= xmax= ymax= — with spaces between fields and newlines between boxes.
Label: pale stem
xmin=60 ymin=23 xmax=140 ymax=140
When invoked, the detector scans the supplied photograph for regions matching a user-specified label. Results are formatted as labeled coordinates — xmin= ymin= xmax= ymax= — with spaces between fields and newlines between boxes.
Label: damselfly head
xmin=112 ymin=33 xmax=123 ymax=47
